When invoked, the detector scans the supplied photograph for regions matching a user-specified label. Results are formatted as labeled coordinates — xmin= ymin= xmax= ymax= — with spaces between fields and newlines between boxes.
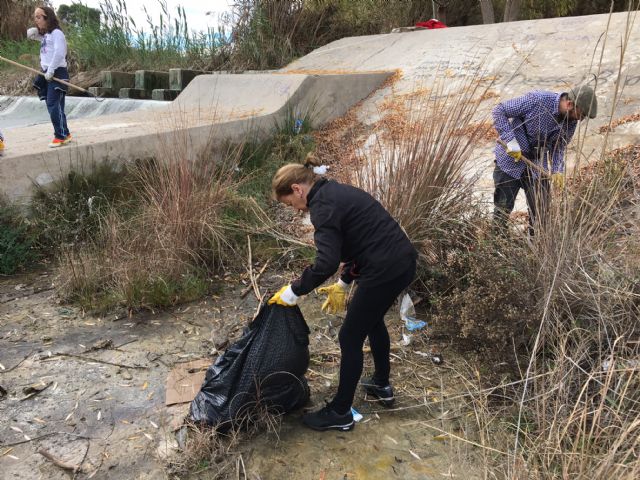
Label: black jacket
xmin=291 ymin=179 xmax=417 ymax=296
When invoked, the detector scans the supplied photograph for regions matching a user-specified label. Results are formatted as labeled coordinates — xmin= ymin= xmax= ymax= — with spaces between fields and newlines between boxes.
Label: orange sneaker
xmin=49 ymin=137 xmax=67 ymax=148
xmin=63 ymin=134 xmax=72 ymax=144
xmin=0 ymin=138 xmax=5 ymax=156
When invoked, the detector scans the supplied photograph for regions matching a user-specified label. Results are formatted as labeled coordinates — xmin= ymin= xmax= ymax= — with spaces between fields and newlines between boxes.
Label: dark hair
xmin=36 ymin=6 xmax=61 ymax=34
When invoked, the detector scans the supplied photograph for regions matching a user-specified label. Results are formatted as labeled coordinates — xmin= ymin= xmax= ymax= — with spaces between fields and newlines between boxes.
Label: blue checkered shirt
xmin=493 ymin=91 xmax=577 ymax=179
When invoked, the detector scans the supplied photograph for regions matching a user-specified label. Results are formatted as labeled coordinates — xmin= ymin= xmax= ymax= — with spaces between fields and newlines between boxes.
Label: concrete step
xmin=135 ymin=70 xmax=170 ymax=91
xmin=169 ymin=69 xmax=208 ymax=91
xmin=119 ymin=88 xmax=151 ymax=100
xmin=102 ymin=71 xmax=135 ymax=90
xmin=88 ymin=87 xmax=117 ymax=98
xmin=152 ymin=89 xmax=179 ymax=101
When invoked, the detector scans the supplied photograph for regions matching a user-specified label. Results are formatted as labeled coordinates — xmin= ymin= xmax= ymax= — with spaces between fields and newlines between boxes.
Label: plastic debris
xmin=351 ymin=407 xmax=363 ymax=422
xmin=400 ymin=294 xmax=426 ymax=331
xmin=312 ymin=165 xmax=328 ymax=175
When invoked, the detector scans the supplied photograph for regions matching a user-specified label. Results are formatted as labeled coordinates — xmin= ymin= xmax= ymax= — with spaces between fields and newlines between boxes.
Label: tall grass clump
xmin=414 ymin=6 xmax=640 ymax=477
xmin=502 ymin=143 xmax=640 ymax=479
xmin=448 ymin=145 xmax=640 ymax=479
xmin=0 ymin=0 xmax=38 ymax=41
xmin=58 ymin=133 xmax=241 ymax=311
xmin=353 ymin=72 xmax=492 ymax=268
xmin=0 ymin=197 xmax=38 ymax=274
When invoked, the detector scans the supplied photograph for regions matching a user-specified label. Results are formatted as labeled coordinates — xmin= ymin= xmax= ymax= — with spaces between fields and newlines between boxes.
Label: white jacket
xmin=27 ymin=27 xmax=67 ymax=75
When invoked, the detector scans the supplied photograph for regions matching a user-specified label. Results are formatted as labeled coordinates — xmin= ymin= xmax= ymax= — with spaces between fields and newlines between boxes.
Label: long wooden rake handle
xmin=0 ymin=54 xmax=102 ymax=101
xmin=496 ymin=138 xmax=551 ymax=179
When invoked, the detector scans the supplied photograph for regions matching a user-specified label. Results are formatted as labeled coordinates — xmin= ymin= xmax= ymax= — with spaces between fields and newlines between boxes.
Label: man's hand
xmin=317 ymin=280 xmax=348 ymax=314
xmin=44 ymin=71 xmax=54 ymax=81
xmin=268 ymin=285 xmax=298 ymax=307
xmin=552 ymin=173 xmax=565 ymax=190
xmin=505 ymin=139 xmax=522 ymax=162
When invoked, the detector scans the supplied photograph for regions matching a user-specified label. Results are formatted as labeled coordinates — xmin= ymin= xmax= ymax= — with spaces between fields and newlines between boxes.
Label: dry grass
xmin=58 ymin=131 xmax=242 ymax=311
xmin=598 ymin=111 xmax=640 ymax=133
xmin=167 ymin=382 xmax=287 ymax=478
xmin=353 ymin=71 xmax=493 ymax=264
xmin=334 ymin=7 xmax=640 ymax=477
xmin=0 ymin=0 xmax=37 ymax=41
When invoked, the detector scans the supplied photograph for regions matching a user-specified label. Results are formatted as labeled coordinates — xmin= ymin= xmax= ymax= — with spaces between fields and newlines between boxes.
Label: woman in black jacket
xmin=269 ymin=163 xmax=417 ymax=431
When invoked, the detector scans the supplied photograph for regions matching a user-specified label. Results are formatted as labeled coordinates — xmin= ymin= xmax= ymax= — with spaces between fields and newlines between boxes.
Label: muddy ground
xmin=1 ymin=270 xmax=483 ymax=480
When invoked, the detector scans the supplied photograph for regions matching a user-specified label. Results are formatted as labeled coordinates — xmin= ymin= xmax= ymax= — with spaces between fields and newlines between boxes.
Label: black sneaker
xmin=302 ymin=404 xmax=354 ymax=432
xmin=361 ymin=377 xmax=395 ymax=408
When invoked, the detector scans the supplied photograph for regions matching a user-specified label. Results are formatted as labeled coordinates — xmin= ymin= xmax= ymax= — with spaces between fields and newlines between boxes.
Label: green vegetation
xmin=29 ymin=160 xmax=141 ymax=251
xmin=0 ymin=199 xmax=38 ymax=275
xmin=0 ymin=110 xmax=309 ymax=311
xmin=1 ymin=2 xmax=638 ymax=478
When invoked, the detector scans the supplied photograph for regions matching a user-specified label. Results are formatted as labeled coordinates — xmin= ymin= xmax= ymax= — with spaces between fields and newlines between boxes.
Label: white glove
xmin=27 ymin=27 xmax=41 ymax=40
xmin=44 ymin=71 xmax=54 ymax=81
xmin=268 ymin=285 xmax=299 ymax=306
xmin=505 ymin=138 xmax=522 ymax=162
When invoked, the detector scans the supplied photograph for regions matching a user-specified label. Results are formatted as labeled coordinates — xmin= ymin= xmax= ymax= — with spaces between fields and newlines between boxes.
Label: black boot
xmin=302 ymin=404 xmax=354 ymax=432
xmin=361 ymin=377 xmax=395 ymax=408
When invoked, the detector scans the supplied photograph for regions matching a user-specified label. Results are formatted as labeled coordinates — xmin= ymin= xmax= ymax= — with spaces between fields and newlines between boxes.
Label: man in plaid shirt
xmin=493 ymin=85 xmax=597 ymax=234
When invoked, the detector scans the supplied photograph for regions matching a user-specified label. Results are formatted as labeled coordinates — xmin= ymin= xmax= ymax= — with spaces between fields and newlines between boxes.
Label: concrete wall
xmin=0 ymin=72 xmax=391 ymax=202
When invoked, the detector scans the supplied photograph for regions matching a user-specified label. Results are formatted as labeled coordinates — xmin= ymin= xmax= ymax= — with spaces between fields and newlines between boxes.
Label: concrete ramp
xmin=0 ymin=72 xmax=391 ymax=201
xmin=2 ymin=12 xmax=639 ymax=202
xmin=0 ymin=95 xmax=168 ymax=130
xmin=284 ymin=11 xmax=640 ymax=201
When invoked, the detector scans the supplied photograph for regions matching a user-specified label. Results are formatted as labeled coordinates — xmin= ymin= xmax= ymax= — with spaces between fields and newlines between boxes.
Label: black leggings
xmin=328 ymin=261 xmax=416 ymax=414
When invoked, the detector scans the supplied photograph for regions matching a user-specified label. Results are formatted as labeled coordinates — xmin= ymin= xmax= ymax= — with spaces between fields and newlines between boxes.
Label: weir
xmin=1 ymin=11 xmax=638 ymax=203
xmin=0 ymin=95 xmax=168 ymax=130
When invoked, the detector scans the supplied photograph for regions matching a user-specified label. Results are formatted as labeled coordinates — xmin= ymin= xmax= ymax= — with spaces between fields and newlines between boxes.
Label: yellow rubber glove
xmin=268 ymin=285 xmax=298 ymax=306
xmin=505 ymin=138 xmax=522 ymax=162
xmin=317 ymin=281 xmax=347 ymax=314
xmin=551 ymin=173 xmax=565 ymax=190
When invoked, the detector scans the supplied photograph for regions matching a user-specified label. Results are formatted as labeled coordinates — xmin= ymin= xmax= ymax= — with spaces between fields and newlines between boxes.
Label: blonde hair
xmin=272 ymin=153 xmax=322 ymax=199
xmin=272 ymin=164 xmax=316 ymax=199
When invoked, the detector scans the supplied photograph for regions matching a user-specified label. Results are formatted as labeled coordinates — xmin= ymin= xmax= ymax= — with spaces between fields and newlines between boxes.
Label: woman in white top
xmin=27 ymin=6 xmax=71 ymax=148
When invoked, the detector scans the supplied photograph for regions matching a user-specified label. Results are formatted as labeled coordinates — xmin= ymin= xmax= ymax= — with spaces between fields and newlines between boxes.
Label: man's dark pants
xmin=493 ymin=165 xmax=550 ymax=236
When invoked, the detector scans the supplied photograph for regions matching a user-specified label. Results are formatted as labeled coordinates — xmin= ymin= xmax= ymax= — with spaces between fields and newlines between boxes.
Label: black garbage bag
xmin=189 ymin=303 xmax=310 ymax=429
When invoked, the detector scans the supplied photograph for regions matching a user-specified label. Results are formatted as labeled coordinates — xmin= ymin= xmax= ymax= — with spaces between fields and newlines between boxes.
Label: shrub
xmin=430 ymin=232 xmax=538 ymax=350
xmin=0 ymin=199 xmax=38 ymax=274
xmin=29 ymin=160 xmax=139 ymax=252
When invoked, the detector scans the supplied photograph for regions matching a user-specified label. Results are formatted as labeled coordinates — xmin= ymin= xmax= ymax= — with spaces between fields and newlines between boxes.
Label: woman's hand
xmin=317 ymin=280 xmax=348 ymax=314
xmin=27 ymin=27 xmax=41 ymax=40
xmin=268 ymin=285 xmax=298 ymax=306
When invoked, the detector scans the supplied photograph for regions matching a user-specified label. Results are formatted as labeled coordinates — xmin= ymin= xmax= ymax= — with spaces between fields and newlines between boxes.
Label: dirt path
xmin=1 ymin=271 xmax=482 ymax=479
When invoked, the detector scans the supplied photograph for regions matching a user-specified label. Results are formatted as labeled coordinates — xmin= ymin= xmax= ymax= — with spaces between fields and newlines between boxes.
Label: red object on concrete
xmin=415 ymin=19 xmax=448 ymax=29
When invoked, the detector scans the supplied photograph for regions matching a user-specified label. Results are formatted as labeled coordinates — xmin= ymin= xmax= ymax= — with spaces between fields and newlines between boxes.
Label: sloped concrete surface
xmin=1 ymin=12 xmax=639 ymax=202
xmin=284 ymin=12 xmax=640 ymax=201
xmin=0 ymin=72 xmax=390 ymax=200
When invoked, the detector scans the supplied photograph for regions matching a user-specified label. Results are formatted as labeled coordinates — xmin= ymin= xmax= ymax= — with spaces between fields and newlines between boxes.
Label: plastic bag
xmin=400 ymin=294 xmax=426 ymax=331
xmin=190 ymin=303 xmax=310 ymax=430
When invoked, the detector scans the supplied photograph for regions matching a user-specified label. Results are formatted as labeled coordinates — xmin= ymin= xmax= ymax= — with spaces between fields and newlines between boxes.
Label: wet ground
xmin=0 ymin=270 xmax=481 ymax=479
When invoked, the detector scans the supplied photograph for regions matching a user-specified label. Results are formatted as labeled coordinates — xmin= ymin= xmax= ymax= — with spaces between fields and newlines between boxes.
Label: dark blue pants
xmin=329 ymin=260 xmax=416 ymax=414
xmin=493 ymin=165 xmax=550 ymax=236
xmin=33 ymin=67 xmax=70 ymax=140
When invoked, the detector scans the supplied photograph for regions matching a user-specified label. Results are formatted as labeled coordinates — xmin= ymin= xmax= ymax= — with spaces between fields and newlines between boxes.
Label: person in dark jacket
xmin=268 ymin=162 xmax=417 ymax=431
